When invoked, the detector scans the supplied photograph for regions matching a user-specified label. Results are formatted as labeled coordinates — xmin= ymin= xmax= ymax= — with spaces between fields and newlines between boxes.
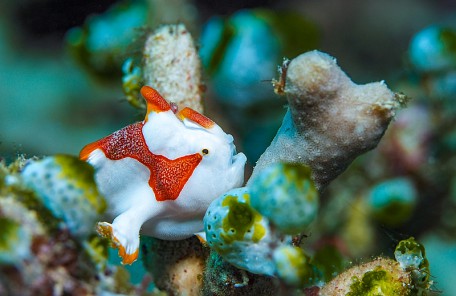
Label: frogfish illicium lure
xmin=80 ymin=86 xmax=246 ymax=264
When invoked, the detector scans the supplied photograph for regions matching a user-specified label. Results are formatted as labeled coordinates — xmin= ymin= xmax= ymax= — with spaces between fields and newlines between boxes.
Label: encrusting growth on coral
xmin=143 ymin=24 xmax=205 ymax=113
xmin=320 ymin=258 xmax=411 ymax=296
xmin=251 ymin=50 xmax=401 ymax=190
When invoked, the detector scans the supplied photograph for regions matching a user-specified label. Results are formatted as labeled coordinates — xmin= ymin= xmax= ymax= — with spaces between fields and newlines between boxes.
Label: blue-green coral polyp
xmin=249 ymin=162 xmax=319 ymax=234
xmin=21 ymin=155 xmax=106 ymax=239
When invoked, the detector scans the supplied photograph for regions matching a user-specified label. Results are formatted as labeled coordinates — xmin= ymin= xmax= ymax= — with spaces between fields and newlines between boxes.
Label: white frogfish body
xmin=80 ymin=86 xmax=246 ymax=264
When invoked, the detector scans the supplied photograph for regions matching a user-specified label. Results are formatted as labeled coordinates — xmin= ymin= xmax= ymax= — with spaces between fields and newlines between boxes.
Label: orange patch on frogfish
xmin=79 ymin=122 xmax=202 ymax=201
xmin=177 ymin=107 xmax=214 ymax=129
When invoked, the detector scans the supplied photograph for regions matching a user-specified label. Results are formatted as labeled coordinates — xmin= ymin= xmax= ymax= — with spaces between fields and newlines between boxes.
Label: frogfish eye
xmin=202 ymin=148 xmax=209 ymax=155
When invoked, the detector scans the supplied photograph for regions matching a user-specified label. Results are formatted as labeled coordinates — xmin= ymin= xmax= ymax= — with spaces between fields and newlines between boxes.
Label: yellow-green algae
xmin=347 ymin=267 xmax=406 ymax=296
xmin=320 ymin=258 xmax=411 ymax=296
xmin=220 ymin=194 xmax=266 ymax=244
xmin=83 ymin=234 xmax=110 ymax=266
xmin=0 ymin=216 xmax=20 ymax=251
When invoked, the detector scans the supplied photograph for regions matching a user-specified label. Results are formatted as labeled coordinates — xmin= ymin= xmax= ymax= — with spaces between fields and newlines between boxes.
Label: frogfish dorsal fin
xmin=140 ymin=86 xmax=171 ymax=120
xmin=177 ymin=107 xmax=214 ymax=129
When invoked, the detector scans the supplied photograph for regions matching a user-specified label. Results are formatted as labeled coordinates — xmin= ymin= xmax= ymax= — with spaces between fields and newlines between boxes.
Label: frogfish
xmin=80 ymin=86 xmax=246 ymax=264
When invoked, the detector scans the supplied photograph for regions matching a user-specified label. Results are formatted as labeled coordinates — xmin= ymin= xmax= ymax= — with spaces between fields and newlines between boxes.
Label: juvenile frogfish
xmin=80 ymin=86 xmax=246 ymax=264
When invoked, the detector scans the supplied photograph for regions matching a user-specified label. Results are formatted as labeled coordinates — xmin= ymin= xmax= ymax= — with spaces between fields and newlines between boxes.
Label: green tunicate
xmin=347 ymin=267 xmax=405 ymax=296
xmin=273 ymin=245 xmax=319 ymax=287
xmin=367 ymin=178 xmax=417 ymax=226
xmin=409 ymin=25 xmax=456 ymax=73
xmin=395 ymin=237 xmax=431 ymax=294
xmin=4 ymin=182 xmax=61 ymax=233
xmin=21 ymin=155 xmax=106 ymax=239
xmin=249 ymin=162 xmax=319 ymax=234
xmin=54 ymin=155 xmax=106 ymax=214
xmin=204 ymin=187 xmax=276 ymax=275
xmin=221 ymin=195 xmax=265 ymax=244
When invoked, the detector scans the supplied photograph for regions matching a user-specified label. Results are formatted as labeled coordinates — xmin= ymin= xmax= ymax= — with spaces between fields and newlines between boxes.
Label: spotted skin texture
xmin=81 ymin=122 xmax=202 ymax=201
xmin=80 ymin=86 xmax=247 ymax=264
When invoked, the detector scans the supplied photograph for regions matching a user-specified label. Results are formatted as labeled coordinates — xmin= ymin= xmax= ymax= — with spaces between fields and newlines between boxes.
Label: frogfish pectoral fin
xmin=96 ymin=222 xmax=139 ymax=265
xmin=80 ymin=140 xmax=103 ymax=161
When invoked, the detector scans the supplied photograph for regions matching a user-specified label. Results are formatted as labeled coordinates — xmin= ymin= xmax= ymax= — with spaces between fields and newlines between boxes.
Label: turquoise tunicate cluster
xmin=22 ymin=155 xmax=106 ymax=239
xmin=249 ymin=162 xmax=319 ymax=234
xmin=199 ymin=10 xmax=281 ymax=107
xmin=204 ymin=187 xmax=275 ymax=275
xmin=204 ymin=163 xmax=322 ymax=286
xmin=200 ymin=9 xmax=318 ymax=108
xmin=66 ymin=0 xmax=148 ymax=78
xmin=367 ymin=177 xmax=417 ymax=226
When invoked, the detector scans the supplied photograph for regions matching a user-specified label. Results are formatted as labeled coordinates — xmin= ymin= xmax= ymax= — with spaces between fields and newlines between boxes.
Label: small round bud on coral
xmin=204 ymin=187 xmax=276 ymax=275
xmin=65 ymin=1 xmax=148 ymax=78
xmin=249 ymin=162 xmax=319 ymax=235
xmin=394 ymin=237 xmax=432 ymax=294
xmin=367 ymin=177 xmax=417 ymax=226
xmin=273 ymin=245 xmax=319 ymax=287
xmin=21 ymin=155 xmax=106 ymax=239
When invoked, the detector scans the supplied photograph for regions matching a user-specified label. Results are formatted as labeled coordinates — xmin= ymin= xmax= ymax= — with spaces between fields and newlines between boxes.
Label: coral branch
xmin=250 ymin=51 xmax=401 ymax=190
xmin=143 ymin=24 xmax=205 ymax=113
